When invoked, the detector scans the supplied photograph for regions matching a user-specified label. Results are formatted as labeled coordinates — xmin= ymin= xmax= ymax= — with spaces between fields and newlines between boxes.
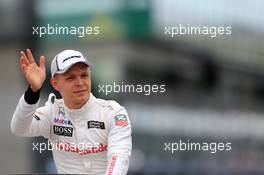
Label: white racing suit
xmin=11 ymin=92 xmax=132 ymax=174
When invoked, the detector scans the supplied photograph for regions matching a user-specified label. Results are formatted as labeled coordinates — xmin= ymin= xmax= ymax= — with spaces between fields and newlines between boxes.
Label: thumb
xmin=39 ymin=56 xmax=46 ymax=70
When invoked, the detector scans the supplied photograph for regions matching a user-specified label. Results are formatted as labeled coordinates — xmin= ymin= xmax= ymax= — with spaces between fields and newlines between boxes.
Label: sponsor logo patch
xmin=63 ymin=55 xmax=81 ymax=63
xmin=114 ymin=114 xmax=128 ymax=126
xmin=87 ymin=121 xmax=105 ymax=129
xmin=54 ymin=117 xmax=72 ymax=125
xmin=53 ymin=125 xmax=73 ymax=137
xmin=56 ymin=142 xmax=107 ymax=155
xmin=58 ymin=106 xmax=65 ymax=117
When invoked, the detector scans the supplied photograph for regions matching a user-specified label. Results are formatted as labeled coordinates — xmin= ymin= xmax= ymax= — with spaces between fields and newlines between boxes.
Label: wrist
xmin=24 ymin=85 xmax=41 ymax=104
xmin=30 ymin=85 xmax=41 ymax=92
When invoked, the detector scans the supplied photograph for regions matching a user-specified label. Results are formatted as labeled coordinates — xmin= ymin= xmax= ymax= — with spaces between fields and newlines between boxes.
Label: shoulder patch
xmin=114 ymin=114 xmax=128 ymax=126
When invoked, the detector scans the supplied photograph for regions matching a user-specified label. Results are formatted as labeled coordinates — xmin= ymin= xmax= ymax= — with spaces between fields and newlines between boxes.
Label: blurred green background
xmin=1 ymin=0 xmax=264 ymax=174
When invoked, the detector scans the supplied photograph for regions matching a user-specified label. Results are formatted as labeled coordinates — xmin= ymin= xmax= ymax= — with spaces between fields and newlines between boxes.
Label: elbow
xmin=10 ymin=118 xmax=24 ymax=137
xmin=10 ymin=120 xmax=19 ymax=136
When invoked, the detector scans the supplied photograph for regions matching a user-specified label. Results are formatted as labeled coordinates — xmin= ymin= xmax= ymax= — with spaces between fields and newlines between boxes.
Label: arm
xmin=106 ymin=107 xmax=132 ymax=175
xmin=11 ymin=49 xmax=49 ymax=138
xmin=11 ymin=86 xmax=50 ymax=138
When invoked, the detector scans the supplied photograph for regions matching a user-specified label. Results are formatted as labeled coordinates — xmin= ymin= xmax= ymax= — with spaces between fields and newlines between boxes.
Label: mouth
xmin=73 ymin=90 xmax=88 ymax=94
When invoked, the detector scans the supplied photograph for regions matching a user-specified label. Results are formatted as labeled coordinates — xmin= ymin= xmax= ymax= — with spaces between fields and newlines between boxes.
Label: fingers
xmin=20 ymin=56 xmax=26 ymax=72
xmin=39 ymin=56 xmax=46 ymax=70
xmin=20 ymin=49 xmax=45 ymax=68
xmin=20 ymin=56 xmax=28 ymax=77
xmin=20 ymin=51 xmax=29 ymax=66
xmin=26 ymin=49 xmax=36 ymax=64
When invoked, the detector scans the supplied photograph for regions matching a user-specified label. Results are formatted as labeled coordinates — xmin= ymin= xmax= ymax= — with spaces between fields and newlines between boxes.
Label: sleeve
xmin=105 ymin=106 xmax=132 ymax=175
xmin=10 ymin=94 xmax=51 ymax=138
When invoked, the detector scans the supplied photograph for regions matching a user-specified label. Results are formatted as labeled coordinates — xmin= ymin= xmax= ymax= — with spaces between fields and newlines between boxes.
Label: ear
xmin=50 ymin=78 xmax=60 ymax=91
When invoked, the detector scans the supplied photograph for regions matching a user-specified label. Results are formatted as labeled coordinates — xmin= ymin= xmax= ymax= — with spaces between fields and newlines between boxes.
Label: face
xmin=51 ymin=63 xmax=91 ymax=109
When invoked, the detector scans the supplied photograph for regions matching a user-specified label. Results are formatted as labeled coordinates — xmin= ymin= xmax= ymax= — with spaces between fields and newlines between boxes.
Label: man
xmin=11 ymin=49 xmax=132 ymax=174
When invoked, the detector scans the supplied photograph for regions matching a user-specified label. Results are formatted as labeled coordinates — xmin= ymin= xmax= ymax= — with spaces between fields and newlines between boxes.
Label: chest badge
xmin=87 ymin=121 xmax=105 ymax=130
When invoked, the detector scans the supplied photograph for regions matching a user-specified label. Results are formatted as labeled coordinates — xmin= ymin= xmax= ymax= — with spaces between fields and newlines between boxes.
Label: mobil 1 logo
xmin=53 ymin=125 xmax=73 ymax=137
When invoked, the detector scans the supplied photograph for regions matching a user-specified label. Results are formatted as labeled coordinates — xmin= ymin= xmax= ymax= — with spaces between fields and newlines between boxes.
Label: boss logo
xmin=53 ymin=125 xmax=73 ymax=137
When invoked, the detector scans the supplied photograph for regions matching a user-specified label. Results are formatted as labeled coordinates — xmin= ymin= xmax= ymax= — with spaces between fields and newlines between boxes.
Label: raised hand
xmin=20 ymin=49 xmax=46 ymax=92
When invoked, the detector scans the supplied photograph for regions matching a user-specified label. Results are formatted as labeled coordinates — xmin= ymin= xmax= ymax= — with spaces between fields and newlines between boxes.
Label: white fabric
xmin=11 ymin=93 xmax=132 ymax=174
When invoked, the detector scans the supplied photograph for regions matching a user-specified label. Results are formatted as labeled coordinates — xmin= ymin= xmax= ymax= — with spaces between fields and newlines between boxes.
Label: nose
xmin=75 ymin=76 xmax=84 ymax=86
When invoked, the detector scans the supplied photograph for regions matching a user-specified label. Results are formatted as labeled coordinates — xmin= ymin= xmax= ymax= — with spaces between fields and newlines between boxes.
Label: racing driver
xmin=11 ymin=49 xmax=132 ymax=174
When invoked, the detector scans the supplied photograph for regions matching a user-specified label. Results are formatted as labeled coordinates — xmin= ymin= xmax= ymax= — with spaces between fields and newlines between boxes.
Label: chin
xmin=78 ymin=94 xmax=89 ymax=102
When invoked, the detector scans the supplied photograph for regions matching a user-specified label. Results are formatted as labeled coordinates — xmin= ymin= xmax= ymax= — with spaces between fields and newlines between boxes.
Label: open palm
xmin=20 ymin=49 xmax=46 ymax=92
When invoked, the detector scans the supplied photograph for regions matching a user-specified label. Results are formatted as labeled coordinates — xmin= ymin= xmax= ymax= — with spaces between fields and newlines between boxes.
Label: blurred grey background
xmin=1 ymin=0 xmax=264 ymax=174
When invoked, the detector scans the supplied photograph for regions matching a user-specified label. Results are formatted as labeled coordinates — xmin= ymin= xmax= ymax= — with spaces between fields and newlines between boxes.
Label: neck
xmin=65 ymin=100 xmax=88 ymax=109
xmin=64 ymin=96 xmax=90 ymax=109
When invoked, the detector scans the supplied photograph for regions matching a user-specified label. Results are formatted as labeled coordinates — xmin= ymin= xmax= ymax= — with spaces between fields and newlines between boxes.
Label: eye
xmin=66 ymin=76 xmax=74 ymax=81
xmin=81 ymin=73 xmax=89 ymax=78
